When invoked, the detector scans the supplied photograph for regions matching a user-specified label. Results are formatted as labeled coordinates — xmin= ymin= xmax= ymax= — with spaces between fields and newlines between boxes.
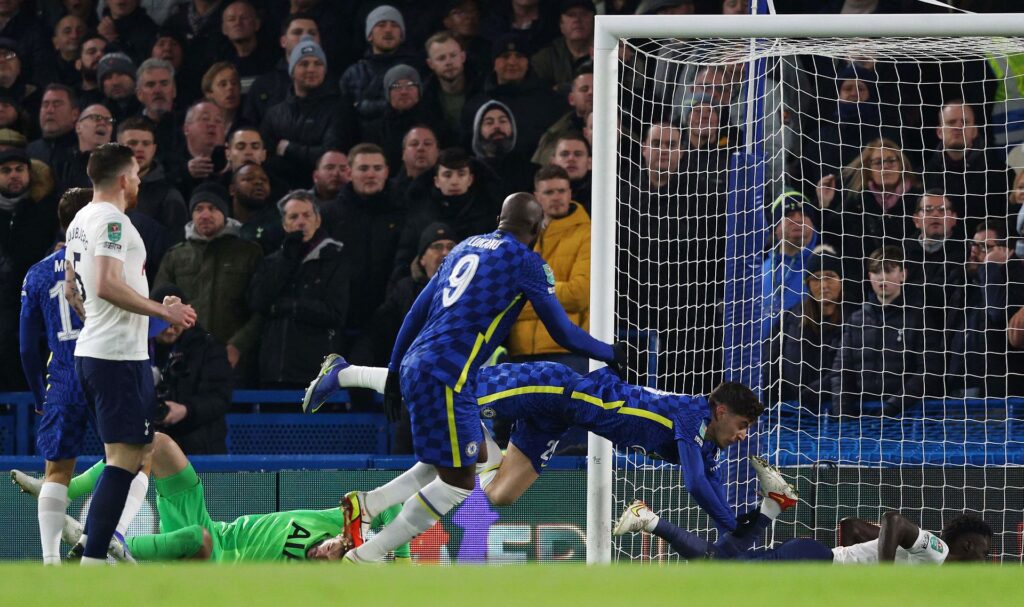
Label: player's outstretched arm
xmin=93 ymin=256 xmax=196 ymax=326
xmin=531 ymin=295 xmax=614 ymax=363
xmin=387 ymin=273 xmax=439 ymax=371
xmin=677 ymin=440 xmax=737 ymax=533
xmin=878 ymin=511 xmax=922 ymax=561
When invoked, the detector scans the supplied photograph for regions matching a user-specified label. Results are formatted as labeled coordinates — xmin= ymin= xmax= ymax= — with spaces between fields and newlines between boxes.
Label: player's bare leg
xmin=483 ymin=442 xmax=538 ymax=506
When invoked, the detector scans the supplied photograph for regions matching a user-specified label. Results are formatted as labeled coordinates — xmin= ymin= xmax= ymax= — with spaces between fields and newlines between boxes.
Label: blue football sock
xmin=712 ymin=512 xmax=772 ymax=558
xmin=652 ymin=518 xmax=714 ymax=559
xmin=82 ymin=465 xmax=135 ymax=560
xmin=740 ymin=538 xmax=835 ymax=562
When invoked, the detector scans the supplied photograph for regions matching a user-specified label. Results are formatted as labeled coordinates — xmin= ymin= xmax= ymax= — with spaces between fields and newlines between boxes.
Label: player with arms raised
xmin=63 ymin=143 xmax=196 ymax=565
xmin=317 ymin=193 xmax=624 ymax=563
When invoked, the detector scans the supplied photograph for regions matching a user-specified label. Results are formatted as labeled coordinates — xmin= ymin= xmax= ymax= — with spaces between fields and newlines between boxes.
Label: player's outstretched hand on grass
xmin=165 ymin=302 xmax=197 ymax=329
xmin=383 ymin=369 xmax=404 ymax=423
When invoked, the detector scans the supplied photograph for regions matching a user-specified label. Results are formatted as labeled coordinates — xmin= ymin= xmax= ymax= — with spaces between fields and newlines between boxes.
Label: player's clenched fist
xmin=165 ymin=301 xmax=198 ymax=328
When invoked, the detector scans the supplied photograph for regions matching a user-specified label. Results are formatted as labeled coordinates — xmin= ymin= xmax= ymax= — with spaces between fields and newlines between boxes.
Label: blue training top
xmin=390 ymin=231 xmax=614 ymax=391
xmin=19 ymin=249 xmax=84 ymax=411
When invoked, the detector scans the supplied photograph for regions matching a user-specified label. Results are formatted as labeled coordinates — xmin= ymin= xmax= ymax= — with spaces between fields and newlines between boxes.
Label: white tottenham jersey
xmin=831 ymin=529 xmax=948 ymax=565
xmin=65 ymin=202 xmax=149 ymax=361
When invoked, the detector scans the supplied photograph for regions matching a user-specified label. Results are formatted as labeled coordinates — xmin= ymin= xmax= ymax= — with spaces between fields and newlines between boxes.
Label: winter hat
xmin=418 ymin=222 xmax=455 ymax=257
xmin=188 ymin=182 xmax=231 ymax=217
xmin=289 ymin=36 xmax=327 ymax=77
xmin=365 ymin=5 xmax=405 ymax=39
xmin=97 ymin=52 xmax=136 ymax=83
xmin=807 ymin=245 xmax=843 ymax=277
xmin=768 ymin=189 xmax=818 ymax=228
xmin=383 ymin=64 xmax=421 ymax=92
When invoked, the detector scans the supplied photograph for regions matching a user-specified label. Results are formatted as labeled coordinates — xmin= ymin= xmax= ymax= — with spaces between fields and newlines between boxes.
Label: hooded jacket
xmin=154 ymin=218 xmax=264 ymax=354
xmin=248 ymin=234 xmax=351 ymax=385
xmin=469 ymin=99 xmax=535 ymax=195
xmin=509 ymin=202 xmax=591 ymax=356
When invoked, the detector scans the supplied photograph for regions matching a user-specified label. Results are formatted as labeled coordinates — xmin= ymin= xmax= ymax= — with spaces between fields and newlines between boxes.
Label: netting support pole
xmin=586 ymin=27 xmax=619 ymax=565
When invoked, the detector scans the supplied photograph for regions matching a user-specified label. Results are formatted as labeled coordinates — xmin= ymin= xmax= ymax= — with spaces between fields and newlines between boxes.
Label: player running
xmin=64 ymin=144 xmax=196 ymax=564
xmin=11 ymin=433 xmax=408 ymax=563
xmin=613 ymin=495 xmax=992 ymax=563
xmin=306 ymin=359 xmax=789 ymax=535
xmin=325 ymin=193 xmax=624 ymax=563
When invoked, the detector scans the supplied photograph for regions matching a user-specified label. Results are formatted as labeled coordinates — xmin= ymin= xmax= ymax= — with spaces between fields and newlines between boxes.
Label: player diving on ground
xmin=305 ymin=357 xmax=797 ymax=538
xmin=612 ymin=496 xmax=992 ymax=563
xmin=11 ymin=433 xmax=408 ymax=563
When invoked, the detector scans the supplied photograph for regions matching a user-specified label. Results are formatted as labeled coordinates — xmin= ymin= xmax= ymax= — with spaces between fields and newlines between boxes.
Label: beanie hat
xmin=189 ymin=182 xmax=230 ymax=217
xmin=97 ymin=52 xmax=136 ymax=84
xmin=365 ymin=5 xmax=405 ymax=39
xmin=383 ymin=64 xmax=421 ymax=93
xmin=288 ymin=36 xmax=327 ymax=77
xmin=807 ymin=245 xmax=843 ymax=277
xmin=418 ymin=222 xmax=455 ymax=257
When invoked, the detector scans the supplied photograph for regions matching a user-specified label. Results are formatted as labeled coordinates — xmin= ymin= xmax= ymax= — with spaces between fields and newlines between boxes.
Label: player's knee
xmin=484 ymin=484 xmax=516 ymax=507
xmin=190 ymin=527 xmax=213 ymax=561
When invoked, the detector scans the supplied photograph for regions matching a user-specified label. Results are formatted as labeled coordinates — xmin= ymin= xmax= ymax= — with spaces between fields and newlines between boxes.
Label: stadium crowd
xmin=2 ymin=0 xmax=1023 ymax=457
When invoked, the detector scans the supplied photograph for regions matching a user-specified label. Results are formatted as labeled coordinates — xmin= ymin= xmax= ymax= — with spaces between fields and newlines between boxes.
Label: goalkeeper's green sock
xmin=126 ymin=525 xmax=206 ymax=561
xmin=67 ymin=461 xmax=105 ymax=500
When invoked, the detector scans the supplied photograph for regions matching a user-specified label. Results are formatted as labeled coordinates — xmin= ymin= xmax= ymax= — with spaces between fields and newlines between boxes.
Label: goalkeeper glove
xmin=608 ymin=342 xmax=628 ymax=379
xmin=383 ymin=369 xmax=404 ymax=423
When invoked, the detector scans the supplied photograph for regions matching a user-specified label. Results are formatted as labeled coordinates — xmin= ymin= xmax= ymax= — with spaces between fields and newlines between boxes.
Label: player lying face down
xmin=615 ymin=496 xmax=992 ymax=564
xmin=305 ymin=358 xmax=764 ymax=534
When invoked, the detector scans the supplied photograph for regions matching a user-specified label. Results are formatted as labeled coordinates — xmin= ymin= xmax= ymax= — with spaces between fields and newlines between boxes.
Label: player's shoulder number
xmin=442 ymin=253 xmax=480 ymax=307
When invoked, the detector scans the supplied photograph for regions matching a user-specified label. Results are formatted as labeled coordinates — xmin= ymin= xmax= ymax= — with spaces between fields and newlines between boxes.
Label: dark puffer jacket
xmin=154 ymin=324 xmax=232 ymax=455
xmin=260 ymin=85 xmax=345 ymax=186
xmin=249 ymin=234 xmax=351 ymax=386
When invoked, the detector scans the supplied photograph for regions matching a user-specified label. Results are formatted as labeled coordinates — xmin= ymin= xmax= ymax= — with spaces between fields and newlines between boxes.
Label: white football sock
xmin=336 ymin=365 xmax=389 ymax=393
xmin=476 ymin=424 xmax=503 ymax=490
xmin=115 ymin=472 xmax=149 ymax=536
xmin=38 ymin=482 xmax=69 ymax=565
xmin=760 ymin=497 xmax=782 ymax=520
xmin=348 ymin=478 xmax=472 ymax=563
xmin=643 ymin=512 xmax=660 ymax=533
xmin=363 ymin=462 xmax=437 ymax=519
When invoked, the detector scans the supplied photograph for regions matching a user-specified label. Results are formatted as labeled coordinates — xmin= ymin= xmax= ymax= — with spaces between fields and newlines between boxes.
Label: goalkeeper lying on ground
xmin=12 ymin=433 xmax=407 ymax=563
xmin=304 ymin=356 xmax=798 ymax=540
xmin=612 ymin=497 xmax=992 ymax=563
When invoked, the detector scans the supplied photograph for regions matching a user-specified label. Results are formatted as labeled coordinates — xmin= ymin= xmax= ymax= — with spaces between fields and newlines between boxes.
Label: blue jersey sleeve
xmin=518 ymin=253 xmax=614 ymax=363
xmin=18 ymin=281 xmax=46 ymax=410
xmin=388 ymin=273 xmax=440 ymax=372
xmin=677 ymin=440 xmax=737 ymax=534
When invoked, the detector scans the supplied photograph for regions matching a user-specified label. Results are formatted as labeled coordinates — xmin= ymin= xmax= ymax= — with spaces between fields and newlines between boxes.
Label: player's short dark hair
xmin=86 ymin=143 xmax=135 ymax=187
xmin=866 ymin=245 xmax=903 ymax=275
xmin=534 ymin=163 xmax=570 ymax=186
xmin=58 ymin=187 xmax=92 ymax=231
xmin=117 ymin=115 xmax=156 ymax=137
xmin=708 ymin=382 xmax=764 ymax=420
xmin=437 ymin=147 xmax=471 ymax=173
xmin=941 ymin=514 xmax=993 ymax=546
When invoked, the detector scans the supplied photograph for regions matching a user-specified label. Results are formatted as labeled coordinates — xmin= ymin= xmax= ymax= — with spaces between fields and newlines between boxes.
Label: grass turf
xmin=0 ymin=562 xmax=1017 ymax=607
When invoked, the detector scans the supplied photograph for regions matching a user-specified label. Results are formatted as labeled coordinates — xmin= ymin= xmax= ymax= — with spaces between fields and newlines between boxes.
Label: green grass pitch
xmin=0 ymin=563 xmax=1017 ymax=607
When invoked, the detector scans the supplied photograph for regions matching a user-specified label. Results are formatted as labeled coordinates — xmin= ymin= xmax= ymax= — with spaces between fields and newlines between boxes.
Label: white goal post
xmin=588 ymin=12 xmax=1024 ymax=565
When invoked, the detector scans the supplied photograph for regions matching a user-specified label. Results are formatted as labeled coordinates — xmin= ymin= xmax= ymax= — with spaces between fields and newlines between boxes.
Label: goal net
xmin=589 ymin=13 xmax=1024 ymax=564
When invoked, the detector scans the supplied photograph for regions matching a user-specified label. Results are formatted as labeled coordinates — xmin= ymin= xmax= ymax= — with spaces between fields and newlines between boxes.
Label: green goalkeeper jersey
xmin=210 ymin=504 xmax=409 ymax=562
xmin=213 ymin=508 xmax=345 ymax=562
